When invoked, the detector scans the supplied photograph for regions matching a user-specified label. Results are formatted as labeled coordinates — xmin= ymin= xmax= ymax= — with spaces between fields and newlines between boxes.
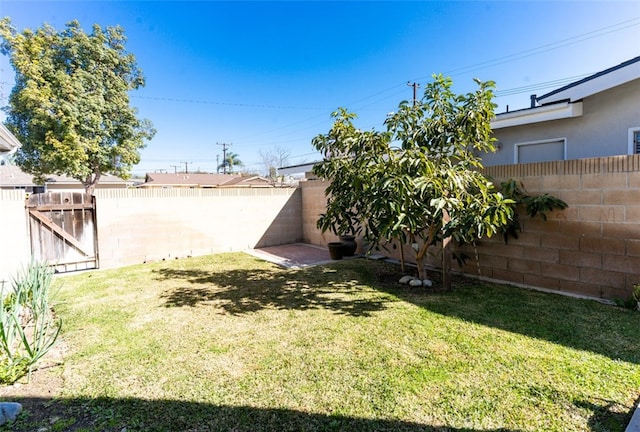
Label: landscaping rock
xmin=409 ymin=279 xmax=423 ymax=287
xmin=423 ymin=279 xmax=433 ymax=287
xmin=399 ymin=275 xmax=415 ymax=284
xmin=0 ymin=402 xmax=22 ymax=425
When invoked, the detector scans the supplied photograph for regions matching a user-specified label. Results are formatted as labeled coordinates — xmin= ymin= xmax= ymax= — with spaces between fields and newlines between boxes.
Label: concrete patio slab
xmin=247 ymin=243 xmax=336 ymax=269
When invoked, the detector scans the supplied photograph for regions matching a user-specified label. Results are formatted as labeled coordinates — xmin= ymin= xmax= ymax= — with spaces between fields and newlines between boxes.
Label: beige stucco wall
xmin=0 ymin=187 xmax=302 ymax=277
xmin=0 ymin=190 xmax=30 ymax=287
xmin=301 ymin=155 xmax=640 ymax=300
xmin=95 ymin=187 xmax=302 ymax=269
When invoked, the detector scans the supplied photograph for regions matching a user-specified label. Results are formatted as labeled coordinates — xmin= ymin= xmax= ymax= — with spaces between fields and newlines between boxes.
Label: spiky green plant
xmin=0 ymin=261 xmax=62 ymax=383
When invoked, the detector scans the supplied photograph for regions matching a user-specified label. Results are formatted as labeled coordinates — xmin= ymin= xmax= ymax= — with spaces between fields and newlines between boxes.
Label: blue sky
xmin=1 ymin=1 xmax=639 ymax=176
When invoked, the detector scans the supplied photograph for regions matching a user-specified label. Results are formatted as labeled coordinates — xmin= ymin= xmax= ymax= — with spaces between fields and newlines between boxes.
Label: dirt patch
xmin=0 ymin=342 xmax=67 ymax=428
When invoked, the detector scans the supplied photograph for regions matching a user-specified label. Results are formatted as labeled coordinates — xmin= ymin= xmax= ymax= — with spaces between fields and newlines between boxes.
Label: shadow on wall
xmin=254 ymin=188 xmax=303 ymax=248
xmin=4 ymin=396 xmax=528 ymax=432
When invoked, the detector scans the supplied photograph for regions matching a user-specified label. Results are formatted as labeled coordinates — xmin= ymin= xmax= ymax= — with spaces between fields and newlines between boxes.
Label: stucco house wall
xmin=483 ymin=57 xmax=640 ymax=167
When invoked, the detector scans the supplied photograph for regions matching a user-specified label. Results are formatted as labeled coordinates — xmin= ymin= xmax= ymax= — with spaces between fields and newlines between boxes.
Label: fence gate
xmin=26 ymin=192 xmax=98 ymax=273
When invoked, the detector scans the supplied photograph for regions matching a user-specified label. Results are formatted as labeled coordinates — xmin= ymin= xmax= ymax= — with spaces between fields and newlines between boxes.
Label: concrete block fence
xmin=2 ymin=153 xmax=640 ymax=300
xmin=300 ymin=154 xmax=640 ymax=300
xmin=0 ymin=187 xmax=302 ymax=283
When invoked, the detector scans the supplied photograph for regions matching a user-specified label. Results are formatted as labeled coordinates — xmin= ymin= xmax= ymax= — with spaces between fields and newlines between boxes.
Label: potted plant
xmin=327 ymin=242 xmax=346 ymax=260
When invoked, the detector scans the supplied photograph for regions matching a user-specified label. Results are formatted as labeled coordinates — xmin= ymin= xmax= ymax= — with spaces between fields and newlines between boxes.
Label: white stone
xmin=409 ymin=279 xmax=423 ymax=287
xmin=398 ymin=275 xmax=415 ymax=284
xmin=423 ymin=279 xmax=433 ymax=287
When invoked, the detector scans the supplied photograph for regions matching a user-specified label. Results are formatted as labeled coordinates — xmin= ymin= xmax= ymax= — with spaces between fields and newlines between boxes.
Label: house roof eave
xmin=492 ymin=101 xmax=583 ymax=129
xmin=537 ymin=56 xmax=640 ymax=104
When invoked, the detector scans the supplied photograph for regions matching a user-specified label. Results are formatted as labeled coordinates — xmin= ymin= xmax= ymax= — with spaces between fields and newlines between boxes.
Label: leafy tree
xmin=0 ymin=18 xmax=155 ymax=194
xmin=218 ymin=151 xmax=243 ymax=174
xmin=313 ymin=75 xmax=515 ymax=285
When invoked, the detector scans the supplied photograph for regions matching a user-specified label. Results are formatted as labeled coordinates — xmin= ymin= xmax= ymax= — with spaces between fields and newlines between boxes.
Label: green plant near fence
xmin=0 ymin=261 xmax=62 ymax=383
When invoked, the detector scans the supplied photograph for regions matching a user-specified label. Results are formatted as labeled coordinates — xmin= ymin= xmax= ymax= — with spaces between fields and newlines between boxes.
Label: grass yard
xmin=1 ymin=252 xmax=639 ymax=431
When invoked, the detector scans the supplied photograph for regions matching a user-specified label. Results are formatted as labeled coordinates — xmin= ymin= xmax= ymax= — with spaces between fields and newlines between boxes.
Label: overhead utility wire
xmin=130 ymin=95 xmax=325 ymax=111
xmin=494 ymin=73 xmax=594 ymax=97
xmin=426 ymin=17 xmax=640 ymax=80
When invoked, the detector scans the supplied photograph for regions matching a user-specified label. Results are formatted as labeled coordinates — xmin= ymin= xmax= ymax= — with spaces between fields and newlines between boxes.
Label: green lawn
xmin=2 ymin=252 xmax=639 ymax=431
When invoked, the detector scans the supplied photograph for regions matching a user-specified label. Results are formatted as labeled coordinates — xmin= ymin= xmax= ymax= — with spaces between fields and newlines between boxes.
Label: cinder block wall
xmin=300 ymin=155 xmax=640 ymax=300
xmin=0 ymin=190 xmax=30 ymax=285
xmin=95 ymin=188 xmax=302 ymax=269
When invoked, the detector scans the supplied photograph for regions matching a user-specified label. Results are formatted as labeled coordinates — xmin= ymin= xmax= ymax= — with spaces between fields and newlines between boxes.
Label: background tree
xmin=258 ymin=145 xmax=290 ymax=182
xmin=313 ymin=76 xmax=515 ymax=286
xmin=0 ymin=18 xmax=155 ymax=195
xmin=218 ymin=151 xmax=243 ymax=174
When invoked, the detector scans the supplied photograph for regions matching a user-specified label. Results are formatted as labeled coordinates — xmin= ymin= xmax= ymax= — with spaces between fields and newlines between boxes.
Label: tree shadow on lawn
xmin=154 ymin=265 xmax=392 ymax=317
xmin=1 ymin=395 xmax=529 ymax=432
xmin=371 ymin=260 xmax=640 ymax=365
xmin=153 ymin=258 xmax=640 ymax=364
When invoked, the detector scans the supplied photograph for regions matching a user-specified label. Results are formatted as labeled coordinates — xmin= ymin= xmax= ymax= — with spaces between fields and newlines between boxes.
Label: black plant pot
xmin=328 ymin=242 xmax=345 ymax=260
xmin=338 ymin=235 xmax=357 ymax=256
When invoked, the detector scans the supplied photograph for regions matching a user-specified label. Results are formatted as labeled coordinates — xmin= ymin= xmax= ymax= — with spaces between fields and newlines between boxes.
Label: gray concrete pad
xmin=247 ymin=243 xmax=336 ymax=269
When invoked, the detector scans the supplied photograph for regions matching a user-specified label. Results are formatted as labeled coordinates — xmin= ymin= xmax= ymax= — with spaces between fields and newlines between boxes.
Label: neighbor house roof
xmin=0 ymin=164 xmax=130 ymax=188
xmin=140 ymin=172 xmax=272 ymax=188
xmin=0 ymin=164 xmax=34 ymax=187
xmin=492 ymin=56 xmax=640 ymax=130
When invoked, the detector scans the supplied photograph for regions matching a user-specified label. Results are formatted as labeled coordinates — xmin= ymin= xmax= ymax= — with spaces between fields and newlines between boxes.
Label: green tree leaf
xmin=0 ymin=18 xmax=155 ymax=194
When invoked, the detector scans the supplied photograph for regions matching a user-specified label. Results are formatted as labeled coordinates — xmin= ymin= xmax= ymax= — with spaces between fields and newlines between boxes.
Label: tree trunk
xmin=83 ymin=170 xmax=101 ymax=196
xmin=416 ymin=254 xmax=426 ymax=281
xmin=441 ymin=210 xmax=452 ymax=290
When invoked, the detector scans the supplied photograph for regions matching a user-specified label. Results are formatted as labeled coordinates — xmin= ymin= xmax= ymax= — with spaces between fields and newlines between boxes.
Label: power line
xmin=417 ymin=17 xmax=640 ymax=81
xmin=131 ymin=95 xmax=325 ymax=111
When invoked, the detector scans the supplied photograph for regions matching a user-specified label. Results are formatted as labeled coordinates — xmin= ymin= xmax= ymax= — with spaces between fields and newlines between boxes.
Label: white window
xmin=629 ymin=128 xmax=640 ymax=154
xmin=514 ymin=138 xmax=566 ymax=164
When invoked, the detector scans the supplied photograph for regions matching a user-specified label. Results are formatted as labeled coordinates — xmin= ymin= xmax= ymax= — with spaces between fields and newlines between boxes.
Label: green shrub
xmin=0 ymin=261 xmax=62 ymax=383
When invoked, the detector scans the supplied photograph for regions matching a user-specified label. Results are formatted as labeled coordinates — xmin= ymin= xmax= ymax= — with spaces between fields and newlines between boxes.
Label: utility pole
xmin=407 ymin=81 xmax=420 ymax=107
xmin=170 ymin=164 xmax=180 ymax=174
xmin=180 ymin=161 xmax=192 ymax=174
xmin=217 ymin=142 xmax=231 ymax=174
